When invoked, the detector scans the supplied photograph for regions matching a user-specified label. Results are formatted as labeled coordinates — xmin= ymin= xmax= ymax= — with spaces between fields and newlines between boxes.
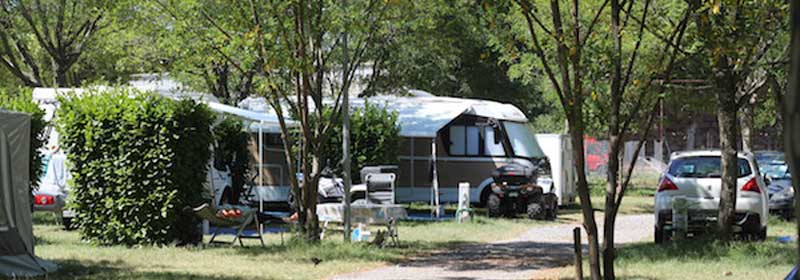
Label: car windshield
xmin=756 ymin=152 xmax=790 ymax=179
xmin=503 ymin=121 xmax=545 ymax=158
xmin=668 ymin=156 xmax=752 ymax=178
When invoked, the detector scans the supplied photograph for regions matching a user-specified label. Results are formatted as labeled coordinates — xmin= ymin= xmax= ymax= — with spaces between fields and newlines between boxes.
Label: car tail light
xmin=34 ymin=194 xmax=55 ymax=206
xmin=658 ymin=178 xmax=679 ymax=192
xmin=741 ymin=178 xmax=761 ymax=193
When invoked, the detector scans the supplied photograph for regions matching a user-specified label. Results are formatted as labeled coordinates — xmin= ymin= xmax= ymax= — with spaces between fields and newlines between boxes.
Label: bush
xmin=0 ymin=88 xmax=47 ymax=190
xmin=212 ymin=116 xmax=250 ymax=204
xmin=323 ymin=100 xmax=401 ymax=183
xmin=57 ymin=88 xmax=213 ymax=246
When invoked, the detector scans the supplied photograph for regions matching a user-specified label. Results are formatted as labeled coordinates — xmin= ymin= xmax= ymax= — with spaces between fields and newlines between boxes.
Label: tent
xmin=0 ymin=110 xmax=58 ymax=277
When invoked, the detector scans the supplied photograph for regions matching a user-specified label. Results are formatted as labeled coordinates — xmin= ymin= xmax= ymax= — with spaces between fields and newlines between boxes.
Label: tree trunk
xmin=715 ymin=61 xmax=739 ymax=242
xmin=568 ymin=112 xmax=602 ymax=280
xmin=603 ymin=1 xmax=622 ymax=277
xmin=53 ymin=59 xmax=69 ymax=87
xmin=785 ymin=0 xmax=800 ymax=265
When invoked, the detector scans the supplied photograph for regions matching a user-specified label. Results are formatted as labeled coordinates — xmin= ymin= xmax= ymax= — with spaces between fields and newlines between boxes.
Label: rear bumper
xmin=769 ymin=197 xmax=794 ymax=211
xmin=656 ymin=210 xmax=762 ymax=233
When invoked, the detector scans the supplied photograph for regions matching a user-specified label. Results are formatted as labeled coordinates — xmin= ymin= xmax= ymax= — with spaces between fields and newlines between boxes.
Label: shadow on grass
xmin=30 ymin=259 xmax=252 ymax=280
xmin=617 ymin=237 xmax=795 ymax=266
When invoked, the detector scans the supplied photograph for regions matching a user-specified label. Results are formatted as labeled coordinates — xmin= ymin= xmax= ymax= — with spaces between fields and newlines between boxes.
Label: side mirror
xmin=764 ymin=175 xmax=772 ymax=185
xmin=493 ymin=127 xmax=502 ymax=144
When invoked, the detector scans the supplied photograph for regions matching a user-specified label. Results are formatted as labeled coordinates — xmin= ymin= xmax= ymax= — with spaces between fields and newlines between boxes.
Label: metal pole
xmin=258 ymin=121 xmax=264 ymax=234
xmin=342 ymin=0 xmax=352 ymax=242
xmin=431 ymin=139 xmax=440 ymax=218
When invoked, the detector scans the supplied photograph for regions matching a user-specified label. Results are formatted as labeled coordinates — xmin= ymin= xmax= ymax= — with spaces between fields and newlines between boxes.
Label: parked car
xmin=584 ymin=137 xmax=608 ymax=174
xmin=654 ymin=151 xmax=768 ymax=243
xmin=32 ymin=149 xmax=75 ymax=229
xmin=755 ymin=151 xmax=794 ymax=219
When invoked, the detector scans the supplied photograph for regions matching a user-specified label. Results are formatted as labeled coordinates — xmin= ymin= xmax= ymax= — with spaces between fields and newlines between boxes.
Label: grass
xmin=535 ymin=216 xmax=798 ymax=279
xmin=28 ymin=213 xmax=549 ymax=280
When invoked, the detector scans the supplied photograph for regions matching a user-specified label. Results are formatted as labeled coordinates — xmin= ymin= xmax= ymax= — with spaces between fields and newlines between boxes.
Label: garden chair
xmin=193 ymin=203 xmax=265 ymax=247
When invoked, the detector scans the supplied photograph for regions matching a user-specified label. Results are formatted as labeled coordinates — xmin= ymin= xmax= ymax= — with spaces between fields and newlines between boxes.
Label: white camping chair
xmin=365 ymin=173 xmax=395 ymax=205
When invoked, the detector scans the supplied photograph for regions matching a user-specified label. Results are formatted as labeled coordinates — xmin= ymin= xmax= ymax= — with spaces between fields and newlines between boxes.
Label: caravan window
xmin=448 ymin=125 xmax=506 ymax=157
xmin=484 ymin=128 xmax=505 ymax=156
xmin=449 ymin=126 xmax=466 ymax=155
xmin=466 ymin=126 xmax=480 ymax=155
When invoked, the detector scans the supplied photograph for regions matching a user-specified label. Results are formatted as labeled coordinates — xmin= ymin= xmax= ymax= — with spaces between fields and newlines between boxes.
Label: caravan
xmin=240 ymin=92 xmax=578 ymax=207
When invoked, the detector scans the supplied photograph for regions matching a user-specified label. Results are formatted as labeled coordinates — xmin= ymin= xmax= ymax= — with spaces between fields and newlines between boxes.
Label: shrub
xmin=212 ymin=116 xmax=250 ymax=204
xmin=323 ymin=100 xmax=401 ymax=183
xmin=0 ymin=88 xmax=47 ymax=190
xmin=57 ymin=88 xmax=213 ymax=246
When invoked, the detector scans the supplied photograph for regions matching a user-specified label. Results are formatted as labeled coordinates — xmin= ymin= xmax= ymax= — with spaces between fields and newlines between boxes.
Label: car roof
xmin=670 ymin=150 xmax=754 ymax=160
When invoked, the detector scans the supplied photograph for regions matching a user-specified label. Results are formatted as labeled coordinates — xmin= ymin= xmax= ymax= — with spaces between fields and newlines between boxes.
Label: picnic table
xmin=316 ymin=203 xmax=407 ymax=244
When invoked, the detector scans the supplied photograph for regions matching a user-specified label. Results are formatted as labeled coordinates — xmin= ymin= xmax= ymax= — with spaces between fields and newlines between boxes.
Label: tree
xmin=154 ymin=0 xmax=395 ymax=241
xmin=601 ymin=1 xmax=692 ymax=277
xmin=485 ymin=1 xmax=694 ymax=278
xmin=483 ymin=1 xmax=608 ymax=278
xmin=690 ymin=0 xmax=788 ymax=240
xmin=0 ymin=0 xmax=119 ymax=87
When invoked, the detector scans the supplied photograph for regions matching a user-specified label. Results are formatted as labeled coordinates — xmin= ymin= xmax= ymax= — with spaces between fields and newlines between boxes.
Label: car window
xmin=667 ymin=156 xmax=752 ymax=178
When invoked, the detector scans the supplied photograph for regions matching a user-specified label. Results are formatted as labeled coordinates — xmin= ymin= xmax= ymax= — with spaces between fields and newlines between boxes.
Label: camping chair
xmin=365 ymin=173 xmax=395 ymax=205
xmin=193 ymin=203 xmax=265 ymax=247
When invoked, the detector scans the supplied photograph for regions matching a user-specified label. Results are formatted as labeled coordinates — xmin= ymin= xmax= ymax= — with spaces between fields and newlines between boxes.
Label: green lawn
xmin=30 ymin=213 xmax=551 ymax=280
xmin=537 ymin=216 xmax=797 ymax=280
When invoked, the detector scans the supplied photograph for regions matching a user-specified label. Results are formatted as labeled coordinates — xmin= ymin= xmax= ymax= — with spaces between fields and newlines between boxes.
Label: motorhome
xmin=239 ymin=92 xmax=578 ymax=206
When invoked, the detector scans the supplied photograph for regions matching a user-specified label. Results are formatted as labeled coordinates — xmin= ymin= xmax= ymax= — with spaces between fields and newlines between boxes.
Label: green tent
xmin=0 ymin=110 xmax=57 ymax=277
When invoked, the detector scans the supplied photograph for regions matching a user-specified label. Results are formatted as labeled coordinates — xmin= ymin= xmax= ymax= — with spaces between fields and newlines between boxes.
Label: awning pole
xmin=258 ymin=121 xmax=264 ymax=233
xmin=431 ymin=139 xmax=440 ymax=218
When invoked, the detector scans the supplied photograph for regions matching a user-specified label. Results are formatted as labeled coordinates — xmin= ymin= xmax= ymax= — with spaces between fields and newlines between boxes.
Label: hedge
xmin=0 ymin=88 xmax=47 ymax=190
xmin=212 ymin=116 xmax=250 ymax=204
xmin=57 ymin=88 xmax=213 ymax=246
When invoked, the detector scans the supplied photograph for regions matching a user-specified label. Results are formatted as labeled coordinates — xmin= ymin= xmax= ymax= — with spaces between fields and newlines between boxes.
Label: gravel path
xmin=332 ymin=214 xmax=653 ymax=280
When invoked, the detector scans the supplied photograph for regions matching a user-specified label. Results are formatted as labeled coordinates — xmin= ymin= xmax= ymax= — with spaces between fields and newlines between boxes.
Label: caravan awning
xmin=238 ymin=91 xmax=529 ymax=138
xmin=205 ymin=101 xmax=296 ymax=133
xmin=350 ymin=95 xmax=529 ymax=138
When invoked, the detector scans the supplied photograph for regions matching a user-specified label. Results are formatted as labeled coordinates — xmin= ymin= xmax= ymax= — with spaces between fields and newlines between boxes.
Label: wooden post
xmin=573 ymin=227 xmax=583 ymax=280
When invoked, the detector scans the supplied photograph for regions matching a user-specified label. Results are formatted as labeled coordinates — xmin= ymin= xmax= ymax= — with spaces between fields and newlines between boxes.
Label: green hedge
xmin=323 ymin=101 xmax=401 ymax=183
xmin=0 ymin=88 xmax=47 ymax=190
xmin=212 ymin=116 xmax=250 ymax=204
xmin=57 ymin=88 xmax=213 ymax=246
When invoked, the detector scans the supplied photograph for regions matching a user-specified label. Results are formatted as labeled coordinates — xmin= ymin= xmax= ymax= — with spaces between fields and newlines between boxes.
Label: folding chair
xmin=193 ymin=203 xmax=265 ymax=247
xmin=365 ymin=173 xmax=396 ymax=205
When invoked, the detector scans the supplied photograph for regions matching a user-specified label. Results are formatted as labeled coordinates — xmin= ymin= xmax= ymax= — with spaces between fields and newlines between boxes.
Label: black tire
xmin=62 ymin=217 xmax=74 ymax=231
xmin=757 ymin=227 xmax=767 ymax=241
xmin=527 ymin=203 xmax=545 ymax=220
xmin=487 ymin=193 xmax=504 ymax=217
xmin=543 ymin=193 xmax=558 ymax=221
xmin=655 ymin=226 xmax=666 ymax=244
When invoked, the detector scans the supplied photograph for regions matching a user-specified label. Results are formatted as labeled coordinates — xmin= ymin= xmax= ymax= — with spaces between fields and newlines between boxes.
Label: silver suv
xmin=654 ymin=150 xmax=768 ymax=243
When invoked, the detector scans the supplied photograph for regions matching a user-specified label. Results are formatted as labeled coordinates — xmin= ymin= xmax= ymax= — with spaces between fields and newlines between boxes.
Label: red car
xmin=584 ymin=137 xmax=608 ymax=174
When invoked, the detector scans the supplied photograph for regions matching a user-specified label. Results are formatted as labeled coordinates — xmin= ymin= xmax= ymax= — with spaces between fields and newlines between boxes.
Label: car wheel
xmin=487 ymin=193 xmax=504 ymax=217
xmin=757 ymin=227 xmax=767 ymax=241
xmin=527 ymin=202 xmax=546 ymax=220
xmin=62 ymin=217 xmax=74 ymax=231
xmin=655 ymin=226 xmax=666 ymax=244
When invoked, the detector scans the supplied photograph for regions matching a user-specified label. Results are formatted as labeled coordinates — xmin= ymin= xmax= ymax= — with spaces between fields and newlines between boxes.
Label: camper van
xmin=240 ymin=93 xmax=578 ymax=207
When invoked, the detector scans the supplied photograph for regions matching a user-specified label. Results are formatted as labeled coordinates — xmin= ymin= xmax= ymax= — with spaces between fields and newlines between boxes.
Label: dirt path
xmin=332 ymin=214 xmax=653 ymax=280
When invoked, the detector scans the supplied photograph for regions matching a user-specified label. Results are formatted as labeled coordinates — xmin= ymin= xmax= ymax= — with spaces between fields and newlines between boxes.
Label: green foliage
xmin=212 ymin=116 xmax=251 ymax=201
xmin=322 ymin=101 xmax=401 ymax=183
xmin=57 ymin=88 xmax=213 ymax=246
xmin=0 ymin=88 xmax=47 ymax=189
